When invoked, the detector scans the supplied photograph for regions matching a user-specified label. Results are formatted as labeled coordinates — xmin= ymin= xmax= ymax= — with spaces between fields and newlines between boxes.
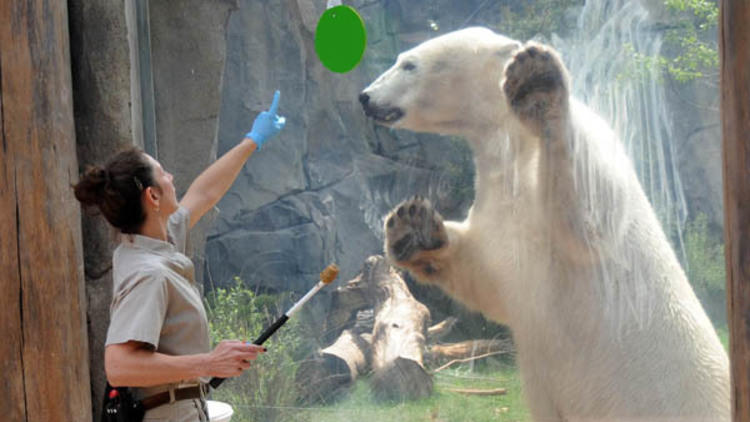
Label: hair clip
xmin=133 ymin=176 xmax=144 ymax=192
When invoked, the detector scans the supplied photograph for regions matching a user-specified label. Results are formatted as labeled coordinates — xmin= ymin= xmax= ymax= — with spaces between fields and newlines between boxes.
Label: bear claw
xmin=503 ymin=43 xmax=569 ymax=133
xmin=385 ymin=197 xmax=447 ymax=263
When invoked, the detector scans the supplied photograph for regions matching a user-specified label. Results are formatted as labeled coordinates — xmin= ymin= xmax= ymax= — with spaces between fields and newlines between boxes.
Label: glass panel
xmin=197 ymin=1 xmax=726 ymax=421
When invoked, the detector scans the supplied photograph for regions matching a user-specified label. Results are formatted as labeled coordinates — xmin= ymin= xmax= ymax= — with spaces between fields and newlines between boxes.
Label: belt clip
xmin=168 ymin=385 xmax=177 ymax=404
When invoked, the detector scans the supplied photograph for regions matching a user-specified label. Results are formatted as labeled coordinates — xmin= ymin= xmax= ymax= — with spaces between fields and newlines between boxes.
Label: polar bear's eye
xmin=401 ymin=61 xmax=416 ymax=71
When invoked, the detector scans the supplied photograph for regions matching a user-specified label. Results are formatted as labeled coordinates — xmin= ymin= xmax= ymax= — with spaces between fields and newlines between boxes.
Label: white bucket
xmin=207 ymin=400 xmax=234 ymax=422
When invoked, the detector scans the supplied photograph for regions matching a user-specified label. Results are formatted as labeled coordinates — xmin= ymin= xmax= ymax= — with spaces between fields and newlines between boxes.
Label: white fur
xmin=362 ymin=27 xmax=729 ymax=421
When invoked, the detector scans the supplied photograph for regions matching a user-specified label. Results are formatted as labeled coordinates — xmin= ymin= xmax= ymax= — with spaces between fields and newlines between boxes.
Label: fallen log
xmin=302 ymin=255 xmax=514 ymax=403
xmin=295 ymin=329 xmax=371 ymax=404
xmin=426 ymin=317 xmax=458 ymax=343
xmin=366 ymin=256 xmax=433 ymax=401
xmin=444 ymin=387 xmax=507 ymax=396
xmin=428 ymin=339 xmax=513 ymax=361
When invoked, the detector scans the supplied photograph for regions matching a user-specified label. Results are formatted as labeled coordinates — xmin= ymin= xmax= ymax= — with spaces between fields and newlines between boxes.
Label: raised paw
xmin=502 ymin=43 xmax=570 ymax=135
xmin=384 ymin=196 xmax=448 ymax=265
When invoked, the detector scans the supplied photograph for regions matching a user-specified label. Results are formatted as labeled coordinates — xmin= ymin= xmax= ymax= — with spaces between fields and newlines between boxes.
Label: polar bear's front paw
xmin=385 ymin=197 xmax=448 ymax=269
xmin=503 ymin=43 xmax=569 ymax=135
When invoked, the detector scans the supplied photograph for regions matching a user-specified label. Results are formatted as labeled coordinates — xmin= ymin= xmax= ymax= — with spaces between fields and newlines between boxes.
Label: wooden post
xmin=0 ymin=80 xmax=26 ymax=422
xmin=720 ymin=1 xmax=750 ymax=421
xmin=0 ymin=1 xmax=92 ymax=421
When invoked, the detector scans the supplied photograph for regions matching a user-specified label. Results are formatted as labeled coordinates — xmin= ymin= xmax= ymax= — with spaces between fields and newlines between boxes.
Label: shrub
xmin=205 ymin=278 xmax=311 ymax=421
xmin=684 ymin=213 xmax=726 ymax=326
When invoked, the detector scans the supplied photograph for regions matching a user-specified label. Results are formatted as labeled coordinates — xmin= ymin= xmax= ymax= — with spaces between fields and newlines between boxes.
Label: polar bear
xmin=359 ymin=27 xmax=729 ymax=421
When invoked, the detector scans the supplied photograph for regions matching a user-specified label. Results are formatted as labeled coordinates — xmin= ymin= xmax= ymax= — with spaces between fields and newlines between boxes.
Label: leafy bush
xmin=205 ymin=278 xmax=312 ymax=421
xmin=683 ymin=213 xmax=726 ymax=326
xmin=622 ymin=0 xmax=718 ymax=84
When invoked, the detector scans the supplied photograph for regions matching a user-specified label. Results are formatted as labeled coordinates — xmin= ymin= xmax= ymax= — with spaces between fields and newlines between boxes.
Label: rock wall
xmin=207 ymin=0 xmax=723 ymax=291
xmin=69 ymin=0 xmax=235 ymax=415
xmin=205 ymin=0 xmax=723 ymax=334
xmin=69 ymin=1 xmax=143 ymax=416
xmin=149 ymin=0 xmax=238 ymax=290
xmin=206 ymin=0 xmax=485 ymax=294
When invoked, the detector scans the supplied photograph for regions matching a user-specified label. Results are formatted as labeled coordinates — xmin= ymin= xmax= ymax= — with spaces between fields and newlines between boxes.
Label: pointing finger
xmin=268 ymin=90 xmax=280 ymax=115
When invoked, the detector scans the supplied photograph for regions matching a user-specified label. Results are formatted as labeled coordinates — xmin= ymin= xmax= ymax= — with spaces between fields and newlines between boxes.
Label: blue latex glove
xmin=246 ymin=90 xmax=286 ymax=149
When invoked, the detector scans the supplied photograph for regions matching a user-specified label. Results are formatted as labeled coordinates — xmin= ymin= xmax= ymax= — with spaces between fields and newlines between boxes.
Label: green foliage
xmin=683 ymin=213 xmax=726 ymax=325
xmin=499 ymin=0 xmax=583 ymax=41
xmin=684 ymin=213 xmax=725 ymax=296
xmin=665 ymin=0 xmax=718 ymax=23
xmin=618 ymin=44 xmax=669 ymax=83
xmin=621 ymin=0 xmax=718 ymax=83
xmin=205 ymin=278 xmax=311 ymax=422
xmin=205 ymin=280 xmax=527 ymax=422
xmin=664 ymin=31 xmax=719 ymax=82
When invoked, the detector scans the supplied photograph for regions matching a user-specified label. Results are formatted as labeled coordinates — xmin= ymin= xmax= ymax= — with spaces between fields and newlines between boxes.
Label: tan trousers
xmin=143 ymin=398 xmax=209 ymax=422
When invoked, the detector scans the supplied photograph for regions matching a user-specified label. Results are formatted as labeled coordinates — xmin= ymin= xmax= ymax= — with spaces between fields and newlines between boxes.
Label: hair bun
xmin=73 ymin=165 xmax=109 ymax=207
xmin=72 ymin=147 xmax=151 ymax=233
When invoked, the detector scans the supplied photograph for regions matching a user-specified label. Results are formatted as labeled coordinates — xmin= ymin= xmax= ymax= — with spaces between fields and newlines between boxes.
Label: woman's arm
xmin=179 ymin=91 xmax=285 ymax=228
xmin=105 ymin=340 xmax=265 ymax=387
xmin=179 ymin=137 xmax=257 ymax=229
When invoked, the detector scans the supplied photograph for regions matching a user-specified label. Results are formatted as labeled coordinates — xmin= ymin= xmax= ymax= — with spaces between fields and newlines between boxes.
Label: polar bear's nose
xmin=358 ymin=92 xmax=370 ymax=106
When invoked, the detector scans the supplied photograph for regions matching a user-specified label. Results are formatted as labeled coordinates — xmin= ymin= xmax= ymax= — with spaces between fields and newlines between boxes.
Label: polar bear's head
xmin=360 ymin=27 xmax=521 ymax=138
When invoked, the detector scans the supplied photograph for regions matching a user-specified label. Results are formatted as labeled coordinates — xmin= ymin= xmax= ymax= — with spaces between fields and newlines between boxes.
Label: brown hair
xmin=73 ymin=147 xmax=157 ymax=234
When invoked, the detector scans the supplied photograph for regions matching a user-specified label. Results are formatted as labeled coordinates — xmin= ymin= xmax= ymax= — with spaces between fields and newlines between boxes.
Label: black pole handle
xmin=253 ymin=314 xmax=289 ymax=345
xmin=208 ymin=314 xmax=290 ymax=389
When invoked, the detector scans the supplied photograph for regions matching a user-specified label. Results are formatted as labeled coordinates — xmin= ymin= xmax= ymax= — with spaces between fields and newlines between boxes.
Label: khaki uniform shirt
xmin=106 ymin=206 xmax=210 ymax=362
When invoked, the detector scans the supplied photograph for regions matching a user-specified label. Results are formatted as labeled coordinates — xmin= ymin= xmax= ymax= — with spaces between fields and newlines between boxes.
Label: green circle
xmin=315 ymin=5 xmax=367 ymax=73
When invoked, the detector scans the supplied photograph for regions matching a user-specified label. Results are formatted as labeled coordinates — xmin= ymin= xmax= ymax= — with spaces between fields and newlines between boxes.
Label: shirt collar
xmin=121 ymin=232 xmax=176 ymax=255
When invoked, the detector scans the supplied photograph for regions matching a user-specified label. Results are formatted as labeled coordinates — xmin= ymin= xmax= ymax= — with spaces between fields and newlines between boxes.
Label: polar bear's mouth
xmin=359 ymin=93 xmax=404 ymax=124
xmin=363 ymin=104 xmax=404 ymax=124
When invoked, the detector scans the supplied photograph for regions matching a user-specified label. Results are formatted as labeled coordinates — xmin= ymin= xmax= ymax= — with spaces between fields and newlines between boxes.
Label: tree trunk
xmin=0 ymin=1 xmax=91 ymax=420
xmin=720 ymin=1 xmax=750 ymax=420
xmin=367 ymin=256 xmax=433 ymax=401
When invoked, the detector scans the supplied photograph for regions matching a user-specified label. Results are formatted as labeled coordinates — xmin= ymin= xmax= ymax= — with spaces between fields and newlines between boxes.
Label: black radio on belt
xmin=101 ymin=383 xmax=145 ymax=422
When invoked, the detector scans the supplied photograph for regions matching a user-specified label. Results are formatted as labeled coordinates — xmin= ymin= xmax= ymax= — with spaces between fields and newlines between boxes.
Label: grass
xmin=204 ymin=281 xmax=529 ymax=421
xmin=213 ymin=325 xmax=731 ymax=422
xmin=221 ymin=361 xmax=529 ymax=422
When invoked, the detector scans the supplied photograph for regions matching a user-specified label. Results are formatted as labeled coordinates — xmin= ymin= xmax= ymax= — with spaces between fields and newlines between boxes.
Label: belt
xmin=141 ymin=385 xmax=205 ymax=410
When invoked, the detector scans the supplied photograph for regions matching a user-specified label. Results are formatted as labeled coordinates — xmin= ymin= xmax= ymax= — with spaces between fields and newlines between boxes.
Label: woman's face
xmin=144 ymin=154 xmax=179 ymax=216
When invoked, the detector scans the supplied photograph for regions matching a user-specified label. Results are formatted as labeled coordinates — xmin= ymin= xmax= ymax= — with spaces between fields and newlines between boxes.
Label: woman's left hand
xmin=246 ymin=90 xmax=286 ymax=149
